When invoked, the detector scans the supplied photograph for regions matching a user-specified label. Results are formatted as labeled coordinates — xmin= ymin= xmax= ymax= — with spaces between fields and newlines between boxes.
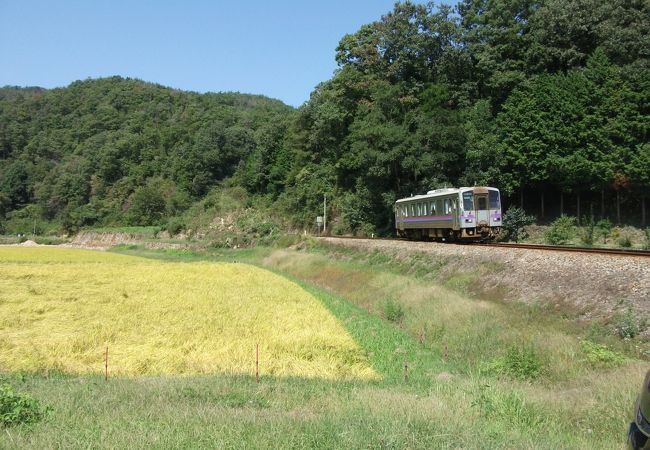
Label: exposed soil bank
xmin=67 ymin=231 xmax=190 ymax=250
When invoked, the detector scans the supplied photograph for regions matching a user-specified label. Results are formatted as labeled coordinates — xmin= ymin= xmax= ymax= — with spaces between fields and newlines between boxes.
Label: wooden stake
xmin=256 ymin=343 xmax=259 ymax=383
xmin=104 ymin=346 xmax=108 ymax=381
xmin=443 ymin=341 xmax=448 ymax=362
xmin=403 ymin=361 xmax=409 ymax=382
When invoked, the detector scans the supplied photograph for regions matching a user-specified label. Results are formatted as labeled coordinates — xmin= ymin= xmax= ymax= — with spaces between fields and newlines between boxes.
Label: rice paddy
xmin=0 ymin=247 xmax=376 ymax=379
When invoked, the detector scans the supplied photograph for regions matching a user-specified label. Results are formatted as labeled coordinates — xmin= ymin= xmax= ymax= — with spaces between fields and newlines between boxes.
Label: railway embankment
xmin=320 ymin=237 xmax=650 ymax=331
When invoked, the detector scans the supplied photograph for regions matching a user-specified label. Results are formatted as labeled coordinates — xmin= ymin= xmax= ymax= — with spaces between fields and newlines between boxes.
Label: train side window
xmin=430 ymin=201 xmax=435 ymax=215
xmin=444 ymin=199 xmax=449 ymax=214
xmin=489 ymin=190 xmax=501 ymax=209
xmin=436 ymin=199 xmax=442 ymax=214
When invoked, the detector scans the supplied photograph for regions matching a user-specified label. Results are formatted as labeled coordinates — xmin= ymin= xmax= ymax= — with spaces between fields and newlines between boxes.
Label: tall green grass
xmin=1 ymin=243 xmax=642 ymax=449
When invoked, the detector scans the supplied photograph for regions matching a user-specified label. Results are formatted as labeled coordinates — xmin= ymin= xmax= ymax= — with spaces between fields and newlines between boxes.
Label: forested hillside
xmin=0 ymin=78 xmax=294 ymax=233
xmin=1 ymin=0 xmax=648 ymax=236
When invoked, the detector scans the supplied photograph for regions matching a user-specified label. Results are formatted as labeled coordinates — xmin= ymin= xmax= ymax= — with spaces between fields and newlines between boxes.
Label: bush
xmin=165 ymin=217 xmax=185 ymax=236
xmin=579 ymin=217 xmax=595 ymax=246
xmin=501 ymin=207 xmax=535 ymax=242
xmin=596 ymin=219 xmax=612 ymax=244
xmin=383 ymin=299 xmax=405 ymax=324
xmin=544 ymin=215 xmax=575 ymax=244
xmin=645 ymin=228 xmax=650 ymax=250
xmin=0 ymin=384 xmax=49 ymax=427
xmin=127 ymin=184 xmax=167 ymax=226
xmin=614 ymin=307 xmax=646 ymax=339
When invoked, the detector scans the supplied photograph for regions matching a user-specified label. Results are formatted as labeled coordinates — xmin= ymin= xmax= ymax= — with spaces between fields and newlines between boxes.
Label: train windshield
xmin=462 ymin=191 xmax=473 ymax=211
xmin=489 ymin=190 xmax=501 ymax=209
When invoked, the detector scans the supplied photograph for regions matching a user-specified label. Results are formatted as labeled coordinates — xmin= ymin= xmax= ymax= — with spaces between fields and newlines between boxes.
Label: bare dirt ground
xmin=321 ymin=237 xmax=650 ymax=324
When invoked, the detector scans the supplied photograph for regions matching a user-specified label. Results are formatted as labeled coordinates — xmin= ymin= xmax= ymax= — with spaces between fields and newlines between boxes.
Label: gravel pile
xmin=322 ymin=237 xmax=650 ymax=321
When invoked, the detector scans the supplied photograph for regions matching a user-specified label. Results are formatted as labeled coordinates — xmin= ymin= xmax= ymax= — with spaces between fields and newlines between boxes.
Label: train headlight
xmin=465 ymin=219 xmax=473 ymax=223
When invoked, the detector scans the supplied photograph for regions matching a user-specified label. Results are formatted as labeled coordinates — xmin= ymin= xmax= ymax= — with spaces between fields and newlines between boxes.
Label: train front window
xmin=462 ymin=191 xmax=473 ymax=211
xmin=489 ymin=190 xmax=501 ymax=209
xmin=477 ymin=196 xmax=487 ymax=210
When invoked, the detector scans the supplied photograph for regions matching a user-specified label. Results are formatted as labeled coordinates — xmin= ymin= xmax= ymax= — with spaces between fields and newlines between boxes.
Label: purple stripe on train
xmin=400 ymin=216 xmax=452 ymax=223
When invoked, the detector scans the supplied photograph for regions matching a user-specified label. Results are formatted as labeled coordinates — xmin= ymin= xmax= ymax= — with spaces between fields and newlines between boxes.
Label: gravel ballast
xmin=321 ymin=237 xmax=650 ymax=323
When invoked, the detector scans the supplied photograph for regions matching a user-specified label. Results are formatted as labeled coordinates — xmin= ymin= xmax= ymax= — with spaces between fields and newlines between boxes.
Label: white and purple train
xmin=394 ymin=186 xmax=502 ymax=241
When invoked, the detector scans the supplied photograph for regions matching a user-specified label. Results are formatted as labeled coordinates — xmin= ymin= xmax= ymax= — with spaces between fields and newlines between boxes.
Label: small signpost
xmin=316 ymin=216 xmax=323 ymax=236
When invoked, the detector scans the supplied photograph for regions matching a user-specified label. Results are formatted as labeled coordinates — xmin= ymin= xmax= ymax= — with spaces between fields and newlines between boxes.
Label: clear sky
xmin=0 ymin=1 xmax=418 ymax=107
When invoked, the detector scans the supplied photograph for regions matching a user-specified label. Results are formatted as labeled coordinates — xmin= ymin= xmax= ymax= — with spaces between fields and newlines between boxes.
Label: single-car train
xmin=394 ymin=186 xmax=502 ymax=241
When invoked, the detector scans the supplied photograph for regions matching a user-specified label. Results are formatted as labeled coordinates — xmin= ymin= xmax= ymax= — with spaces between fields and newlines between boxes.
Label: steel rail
xmin=477 ymin=242 xmax=650 ymax=258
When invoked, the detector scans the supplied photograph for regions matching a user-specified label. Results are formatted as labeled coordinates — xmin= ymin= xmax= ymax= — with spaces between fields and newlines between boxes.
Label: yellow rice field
xmin=0 ymin=247 xmax=376 ymax=379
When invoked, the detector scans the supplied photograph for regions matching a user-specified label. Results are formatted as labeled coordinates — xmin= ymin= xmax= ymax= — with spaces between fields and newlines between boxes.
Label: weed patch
xmin=580 ymin=340 xmax=626 ymax=367
xmin=0 ymin=383 xmax=49 ymax=427
xmin=480 ymin=345 xmax=543 ymax=381
xmin=472 ymin=384 xmax=542 ymax=428
xmin=383 ymin=299 xmax=405 ymax=324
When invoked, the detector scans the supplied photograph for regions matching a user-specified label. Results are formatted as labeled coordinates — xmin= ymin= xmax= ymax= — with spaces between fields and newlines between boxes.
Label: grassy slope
xmin=2 ymin=243 xmax=642 ymax=449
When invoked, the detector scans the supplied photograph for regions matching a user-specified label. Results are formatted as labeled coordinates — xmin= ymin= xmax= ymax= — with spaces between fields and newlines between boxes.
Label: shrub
xmin=544 ymin=215 xmax=575 ymax=244
xmin=596 ymin=219 xmax=612 ymax=244
xmin=579 ymin=217 xmax=595 ymax=246
xmin=127 ymin=184 xmax=166 ymax=226
xmin=614 ymin=307 xmax=646 ymax=339
xmin=165 ymin=217 xmax=185 ymax=236
xmin=644 ymin=228 xmax=650 ymax=250
xmin=501 ymin=207 xmax=535 ymax=242
xmin=0 ymin=384 xmax=49 ymax=427
xmin=383 ymin=299 xmax=405 ymax=324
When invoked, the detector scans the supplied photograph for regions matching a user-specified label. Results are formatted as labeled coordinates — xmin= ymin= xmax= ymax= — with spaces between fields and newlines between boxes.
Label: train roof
xmin=395 ymin=186 xmax=499 ymax=203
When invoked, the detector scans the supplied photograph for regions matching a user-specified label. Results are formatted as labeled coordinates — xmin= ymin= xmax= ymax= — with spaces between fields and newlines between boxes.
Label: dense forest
xmin=1 ymin=0 xmax=648 ymax=236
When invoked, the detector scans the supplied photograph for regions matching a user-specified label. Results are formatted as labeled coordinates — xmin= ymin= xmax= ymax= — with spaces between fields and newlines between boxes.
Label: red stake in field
xmin=256 ymin=343 xmax=259 ymax=383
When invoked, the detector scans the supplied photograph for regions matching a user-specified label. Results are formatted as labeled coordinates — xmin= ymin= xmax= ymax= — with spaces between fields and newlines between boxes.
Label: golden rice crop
xmin=0 ymin=247 xmax=377 ymax=379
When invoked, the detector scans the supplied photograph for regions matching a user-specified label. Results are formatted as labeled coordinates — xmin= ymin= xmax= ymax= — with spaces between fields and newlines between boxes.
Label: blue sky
xmin=0 ymin=1 xmax=421 ymax=107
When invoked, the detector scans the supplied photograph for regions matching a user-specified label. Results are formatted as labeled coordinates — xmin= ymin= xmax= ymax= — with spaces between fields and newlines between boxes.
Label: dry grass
xmin=0 ymin=247 xmax=376 ymax=379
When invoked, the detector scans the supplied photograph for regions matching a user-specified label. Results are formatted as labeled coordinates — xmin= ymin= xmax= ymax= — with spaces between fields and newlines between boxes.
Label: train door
xmin=474 ymin=191 xmax=489 ymax=226
xmin=451 ymin=197 xmax=460 ymax=231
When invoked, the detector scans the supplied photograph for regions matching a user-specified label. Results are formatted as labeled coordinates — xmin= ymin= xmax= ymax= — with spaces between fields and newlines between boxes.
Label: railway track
xmin=322 ymin=236 xmax=650 ymax=258
xmin=478 ymin=242 xmax=650 ymax=258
